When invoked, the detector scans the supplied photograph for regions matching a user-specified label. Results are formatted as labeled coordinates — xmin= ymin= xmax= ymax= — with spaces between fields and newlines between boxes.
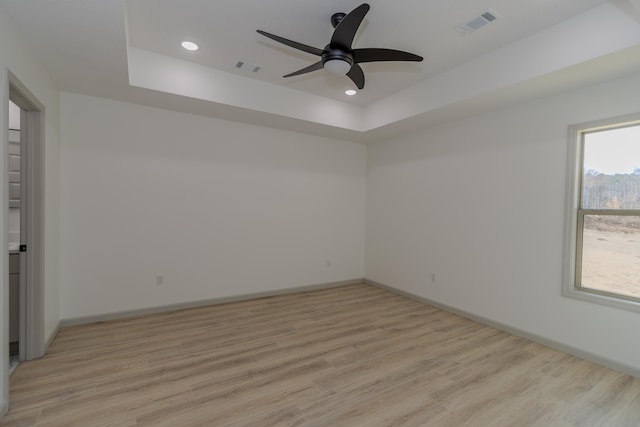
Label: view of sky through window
xmin=583 ymin=124 xmax=640 ymax=175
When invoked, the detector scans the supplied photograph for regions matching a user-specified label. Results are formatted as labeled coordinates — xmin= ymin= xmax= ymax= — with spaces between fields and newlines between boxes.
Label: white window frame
xmin=562 ymin=112 xmax=640 ymax=312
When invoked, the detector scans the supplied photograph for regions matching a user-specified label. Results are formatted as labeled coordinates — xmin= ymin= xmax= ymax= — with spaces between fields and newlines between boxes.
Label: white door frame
xmin=7 ymin=72 xmax=45 ymax=361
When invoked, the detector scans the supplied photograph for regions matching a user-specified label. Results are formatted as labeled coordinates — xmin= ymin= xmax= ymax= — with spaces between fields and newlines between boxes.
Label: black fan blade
xmin=330 ymin=3 xmax=370 ymax=49
xmin=257 ymin=30 xmax=324 ymax=56
xmin=353 ymin=48 xmax=423 ymax=64
xmin=346 ymin=64 xmax=365 ymax=89
xmin=283 ymin=61 xmax=324 ymax=78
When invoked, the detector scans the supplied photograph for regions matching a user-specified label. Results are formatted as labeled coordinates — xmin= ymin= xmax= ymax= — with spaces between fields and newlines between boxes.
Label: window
xmin=563 ymin=113 xmax=640 ymax=311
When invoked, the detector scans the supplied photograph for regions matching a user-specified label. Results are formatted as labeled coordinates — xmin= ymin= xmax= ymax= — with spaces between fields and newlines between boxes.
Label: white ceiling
xmin=125 ymin=0 xmax=605 ymax=106
xmin=1 ymin=0 xmax=640 ymax=141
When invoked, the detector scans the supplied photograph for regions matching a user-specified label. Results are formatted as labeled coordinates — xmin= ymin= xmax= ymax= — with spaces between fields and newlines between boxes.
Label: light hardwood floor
xmin=2 ymin=283 xmax=639 ymax=426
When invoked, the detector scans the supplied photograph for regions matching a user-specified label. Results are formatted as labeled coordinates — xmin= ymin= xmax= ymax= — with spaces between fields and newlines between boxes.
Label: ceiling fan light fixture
xmin=324 ymin=58 xmax=352 ymax=75
xmin=345 ymin=89 xmax=357 ymax=96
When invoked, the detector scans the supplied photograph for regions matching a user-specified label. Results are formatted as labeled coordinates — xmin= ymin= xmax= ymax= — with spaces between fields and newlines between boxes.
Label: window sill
xmin=562 ymin=286 xmax=640 ymax=313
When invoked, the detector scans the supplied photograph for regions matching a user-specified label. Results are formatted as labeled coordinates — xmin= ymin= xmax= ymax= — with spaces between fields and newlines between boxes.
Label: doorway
xmin=7 ymin=99 xmax=20 ymax=372
xmin=6 ymin=73 xmax=45 ymax=368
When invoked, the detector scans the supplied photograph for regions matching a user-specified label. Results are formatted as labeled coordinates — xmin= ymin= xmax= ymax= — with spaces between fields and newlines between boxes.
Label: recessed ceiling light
xmin=345 ymin=89 xmax=357 ymax=96
xmin=181 ymin=41 xmax=199 ymax=51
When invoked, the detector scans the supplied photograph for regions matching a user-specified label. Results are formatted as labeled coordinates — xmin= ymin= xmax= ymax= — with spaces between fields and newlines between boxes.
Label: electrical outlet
xmin=156 ymin=275 xmax=164 ymax=286
xmin=431 ymin=273 xmax=436 ymax=283
xmin=326 ymin=260 xmax=331 ymax=268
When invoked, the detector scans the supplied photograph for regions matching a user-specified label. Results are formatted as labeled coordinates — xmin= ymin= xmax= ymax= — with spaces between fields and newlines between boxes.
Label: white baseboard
xmin=45 ymin=321 xmax=60 ymax=352
xmin=0 ymin=398 xmax=7 ymax=420
xmin=60 ymin=278 xmax=365 ymax=328
xmin=366 ymin=278 xmax=640 ymax=380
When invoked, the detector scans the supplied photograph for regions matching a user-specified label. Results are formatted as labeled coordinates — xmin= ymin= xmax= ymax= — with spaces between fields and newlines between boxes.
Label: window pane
xmin=582 ymin=124 xmax=640 ymax=209
xmin=580 ymin=214 xmax=640 ymax=299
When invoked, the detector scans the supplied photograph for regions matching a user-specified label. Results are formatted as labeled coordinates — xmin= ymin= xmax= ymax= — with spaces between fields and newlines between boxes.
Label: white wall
xmin=59 ymin=93 xmax=366 ymax=319
xmin=366 ymin=71 xmax=640 ymax=372
xmin=0 ymin=6 xmax=60 ymax=416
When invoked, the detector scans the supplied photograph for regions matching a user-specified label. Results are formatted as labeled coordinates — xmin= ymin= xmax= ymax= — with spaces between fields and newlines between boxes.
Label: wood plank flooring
xmin=2 ymin=283 xmax=639 ymax=426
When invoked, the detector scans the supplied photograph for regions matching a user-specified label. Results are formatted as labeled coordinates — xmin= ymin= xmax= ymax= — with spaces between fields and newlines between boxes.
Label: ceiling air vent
xmin=235 ymin=61 xmax=261 ymax=73
xmin=455 ymin=10 xmax=501 ymax=34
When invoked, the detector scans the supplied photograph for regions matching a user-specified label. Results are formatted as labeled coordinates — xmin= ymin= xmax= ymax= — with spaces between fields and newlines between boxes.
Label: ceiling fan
xmin=257 ymin=3 xmax=423 ymax=90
